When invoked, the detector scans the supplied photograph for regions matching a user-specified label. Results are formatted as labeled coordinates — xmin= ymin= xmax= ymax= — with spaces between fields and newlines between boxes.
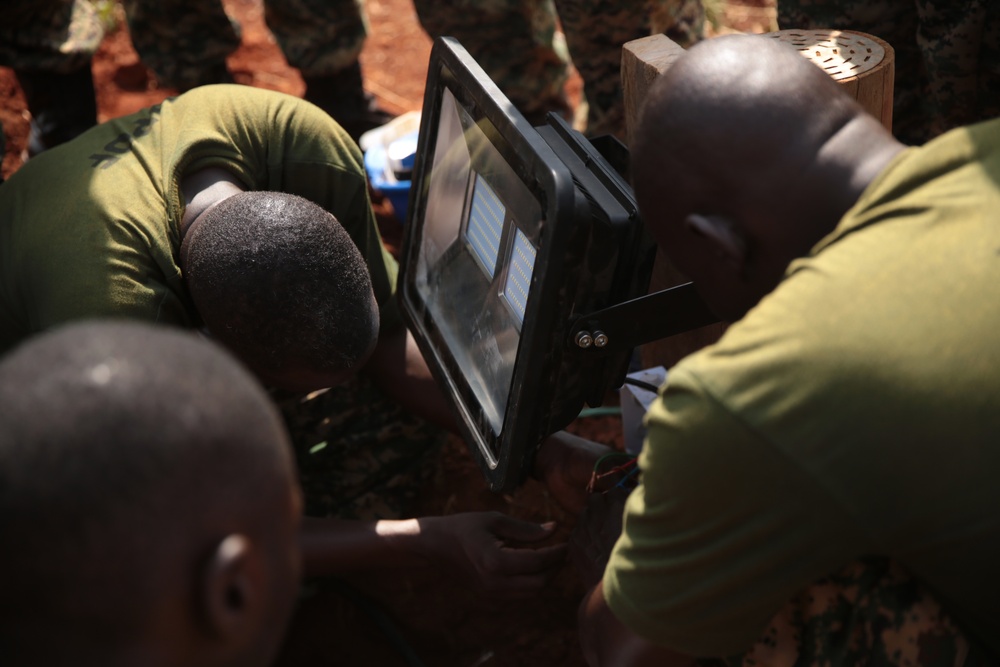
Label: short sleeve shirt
xmin=604 ymin=118 xmax=1000 ymax=657
xmin=0 ymin=84 xmax=400 ymax=354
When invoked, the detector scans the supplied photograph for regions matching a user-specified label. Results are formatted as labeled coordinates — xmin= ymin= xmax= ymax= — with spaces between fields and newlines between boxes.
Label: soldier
xmin=778 ymin=0 xmax=1000 ymax=145
xmin=0 ymin=84 xmax=568 ymax=595
xmin=412 ymin=0 xmax=705 ymax=139
xmin=541 ymin=33 xmax=1000 ymax=665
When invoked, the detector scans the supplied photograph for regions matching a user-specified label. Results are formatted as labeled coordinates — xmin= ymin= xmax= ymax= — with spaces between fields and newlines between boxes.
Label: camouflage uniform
xmin=0 ymin=0 xmax=102 ymax=156
xmin=123 ymin=0 xmax=388 ymax=139
xmin=123 ymin=0 xmax=369 ymax=89
xmin=412 ymin=0 xmax=571 ymax=125
xmin=413 ymin=0 xmax=705 ymax=138
xmin=274 ymin=373 xmax=445 ymax=520
xmin=0 ymin=0 xmax=103 ymax=73
xmin=556 ymin=0 xmax=704 ymax=137
xmin=778 ymin=0 xmax=1000 ymax=145
xmin=698 ymin=558 xmax=996 ymax=667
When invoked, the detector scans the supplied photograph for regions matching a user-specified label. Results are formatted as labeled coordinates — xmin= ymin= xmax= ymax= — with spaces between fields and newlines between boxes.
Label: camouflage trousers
xmin=556 ymin=0 xmax=704 ymax=138
xmin=124 ymin=0 xmax=369 ymax=90
xmin=413 ymin=0 xmax=705 ymax=138
xmin=273 ymin=372 xmax=445 ymax=521
xmin=700 ymin=558 xmax=994 ymax=667
xmin=0 ymin=0 xmax=103 ymax=73
xmin=778 ymin=0 xmax=1000 ymax=145
xmin=413 ymin=0 xmax=570 ymax=126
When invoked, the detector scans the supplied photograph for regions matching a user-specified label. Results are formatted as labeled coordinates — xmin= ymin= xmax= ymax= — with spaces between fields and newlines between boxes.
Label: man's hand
xmin=301 ymin=513 xmax=564 ymax=595
xmin=534 ymin=431 xmax=616 ymax=514
xmin=417 ymin=512 xmax=567 ymax=598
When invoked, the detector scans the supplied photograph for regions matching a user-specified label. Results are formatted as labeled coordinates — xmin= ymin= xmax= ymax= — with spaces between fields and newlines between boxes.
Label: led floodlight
xmin=399 ymin=37 xmax=716 ymax=491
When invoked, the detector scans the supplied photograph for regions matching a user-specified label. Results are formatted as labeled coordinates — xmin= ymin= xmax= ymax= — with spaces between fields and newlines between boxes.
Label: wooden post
xmin=765 ymin=30 xmax=895 ymax=130
xmin=621 ymin=35 xmax=728 ymax=370
xmin=620 ymin=29 xmax=895 ymax=370
xmin=621 ymin=34 xmax=686 ymax=148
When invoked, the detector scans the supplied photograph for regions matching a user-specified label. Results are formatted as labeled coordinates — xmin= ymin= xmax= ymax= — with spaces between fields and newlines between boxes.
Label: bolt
xmin=593 ymin=331 xmax=608 ymax=348
xmin=575 ymin=331 xmax=593 ymax=348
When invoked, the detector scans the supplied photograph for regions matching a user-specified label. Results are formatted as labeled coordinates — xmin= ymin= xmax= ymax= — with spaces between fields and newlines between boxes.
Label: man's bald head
xmin=632 ymin=34 xmax=903 ymax=320
xmin=0 ymin=321 xmax=301 ymax=666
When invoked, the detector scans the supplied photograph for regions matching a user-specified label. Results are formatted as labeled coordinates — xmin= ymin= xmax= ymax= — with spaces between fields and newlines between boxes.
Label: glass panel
xmin=414 ymin=87 xmax=541 ymax=444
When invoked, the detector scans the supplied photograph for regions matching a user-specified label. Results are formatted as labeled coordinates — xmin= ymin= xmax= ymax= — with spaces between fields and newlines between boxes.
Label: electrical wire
xmin=622 ymin=376 xmax=662 ymax=394
xmin=577 ymin=406 xmax=622 ymax=418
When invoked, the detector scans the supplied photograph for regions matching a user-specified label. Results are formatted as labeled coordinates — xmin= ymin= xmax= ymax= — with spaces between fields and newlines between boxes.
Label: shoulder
xmin=166 ymin=85 xmax=360 ymax=167
xmin=833 ymin=118 xmax=1000 ymax=239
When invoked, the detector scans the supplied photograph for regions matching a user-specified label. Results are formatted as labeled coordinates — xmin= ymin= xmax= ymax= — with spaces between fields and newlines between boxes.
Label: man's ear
xmin=684 ymin=213 xmax=747 ymax=270
xmin=200 ymin=534 xmax=262 ymax=639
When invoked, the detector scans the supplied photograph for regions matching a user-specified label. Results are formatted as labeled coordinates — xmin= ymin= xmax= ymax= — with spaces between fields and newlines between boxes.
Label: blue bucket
xmin=362 ymin=113 xmax=421 ymax=224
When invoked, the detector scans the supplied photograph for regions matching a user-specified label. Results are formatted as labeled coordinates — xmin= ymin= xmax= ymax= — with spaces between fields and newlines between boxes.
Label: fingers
xmin=492 ymin=542 xmax=568 ymax=576
xmin=485 ymin=571 xmax=561 ymax=599
xmin=483 ymin=514 xmax=570 ymax=575
xmin=488 ymin=514 xmax=558 ymax=543
xmin=441 ymin=512 xmax=572 ymax=596
xmin=479 ymin=544 xmax=569 ymax=597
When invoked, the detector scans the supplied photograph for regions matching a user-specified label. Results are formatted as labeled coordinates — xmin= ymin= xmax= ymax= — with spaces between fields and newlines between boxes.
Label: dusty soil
xmin=0 ymin=1 xmax=775 ymax=664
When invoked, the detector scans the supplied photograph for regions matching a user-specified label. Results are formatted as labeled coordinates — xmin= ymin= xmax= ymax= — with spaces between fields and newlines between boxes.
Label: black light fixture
xmin=398 ymin=37 xmax=716 ymax=491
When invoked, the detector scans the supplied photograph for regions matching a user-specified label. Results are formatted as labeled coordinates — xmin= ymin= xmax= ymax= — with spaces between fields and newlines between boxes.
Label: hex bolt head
xmin=575 ymin=331 xmax=594 ymax=348
xmin=593 ymin=331 xmax=609 ymax=348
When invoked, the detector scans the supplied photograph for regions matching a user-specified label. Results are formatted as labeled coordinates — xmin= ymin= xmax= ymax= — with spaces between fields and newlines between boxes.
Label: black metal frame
xmin=398 ymin=37 xmax=716 ymax=491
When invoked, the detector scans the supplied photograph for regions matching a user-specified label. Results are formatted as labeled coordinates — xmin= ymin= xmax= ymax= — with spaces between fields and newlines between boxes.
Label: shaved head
xmin=182 ymin=190 xmax=379 ymax=390
xmin=0 ymin=321 xmax=301 ymax=665
xmin=632 ymin=34 xmax=903 ymax=320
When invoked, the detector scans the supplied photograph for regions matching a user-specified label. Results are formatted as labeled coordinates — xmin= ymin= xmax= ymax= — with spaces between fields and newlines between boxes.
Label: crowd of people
xmin=1 ymin=1 xmax=998 ymax=666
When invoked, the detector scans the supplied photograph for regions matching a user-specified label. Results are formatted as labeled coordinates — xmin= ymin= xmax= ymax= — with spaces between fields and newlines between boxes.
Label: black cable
xmin=622 ymin=376 xmax=661 ymax=394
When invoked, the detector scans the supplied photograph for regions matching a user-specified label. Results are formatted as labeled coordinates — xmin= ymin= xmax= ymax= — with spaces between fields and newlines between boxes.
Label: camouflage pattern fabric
xmin=0 ymin=0 xmax=103 ymax=73
xmin=123 ymin=0 xmax=367 ymax=90
xmin=778 ymin=0 xmax=1000 ymax=145
xmin=555 ymin=0 xmax=705 ymax=138
xmin=412 ymin=0 xmax=571 ymax=125
xmin=123 ymin=0 xmax=240 ymax=90
xmin=698 ymin=558 xmax=995 ymax=667
xmin=413 ymin=0 xmax=704 ymax=138
xmin=0 ymin=0 xmax=101 ymax=158
xmin=273 ymin=372 xmax=445 ymax=521
xmin=265 ymin=0 xmax=369 ymax=78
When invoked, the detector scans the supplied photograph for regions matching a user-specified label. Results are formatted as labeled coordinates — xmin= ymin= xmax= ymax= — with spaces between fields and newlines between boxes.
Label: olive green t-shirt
xmin=604 ymin=119 xmax=1000 ymax=657
xmin=0 ymin=84 xmax=400 ymax=354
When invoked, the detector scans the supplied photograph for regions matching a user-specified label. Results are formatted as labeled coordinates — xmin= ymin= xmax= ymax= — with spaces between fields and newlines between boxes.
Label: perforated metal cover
xmin=767 ymin=29 xmax=885 ymax=81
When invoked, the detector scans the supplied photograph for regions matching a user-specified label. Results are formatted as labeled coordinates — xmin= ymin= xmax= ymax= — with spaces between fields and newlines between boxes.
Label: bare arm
xmin=533 ymin=430 xmax=617 ymax=514
xmin=364 ymin=327 xmax=457 ymax=432
xmin=579 ymin=581 xmax=697 ymax=667
xmin=571 ymin=485 xmax=696 ymax=667
xmin=299 ymin=512 xmax=567 ymax=598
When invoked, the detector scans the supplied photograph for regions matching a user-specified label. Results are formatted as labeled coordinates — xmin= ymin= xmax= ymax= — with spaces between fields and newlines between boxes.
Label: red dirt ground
xmin=0 ymin=2 xmax=775 ymax=664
